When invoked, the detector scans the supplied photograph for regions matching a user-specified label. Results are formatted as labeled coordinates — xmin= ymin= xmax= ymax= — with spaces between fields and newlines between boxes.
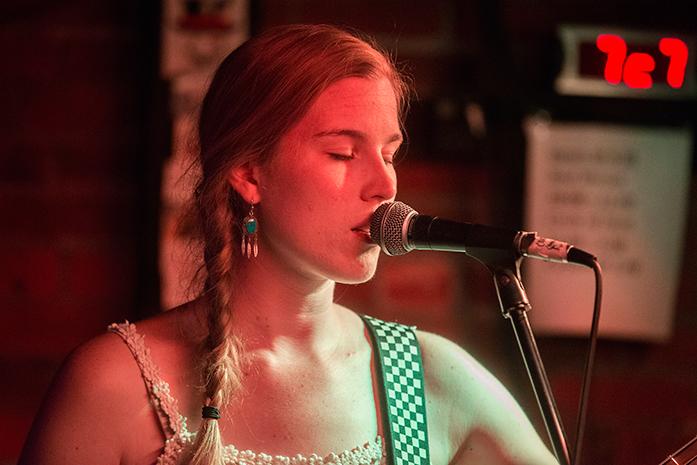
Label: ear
xmin=227 ymin=162 xmax=263 ymax=204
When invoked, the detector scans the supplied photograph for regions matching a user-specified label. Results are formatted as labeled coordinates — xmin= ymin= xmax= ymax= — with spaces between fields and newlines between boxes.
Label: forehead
xmin=292 ymin=77 xmax=400 ymax=137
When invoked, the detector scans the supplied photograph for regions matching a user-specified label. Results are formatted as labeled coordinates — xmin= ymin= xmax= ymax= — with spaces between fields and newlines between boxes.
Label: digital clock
xmin=555 ymin=25 xmax=695 ymax=99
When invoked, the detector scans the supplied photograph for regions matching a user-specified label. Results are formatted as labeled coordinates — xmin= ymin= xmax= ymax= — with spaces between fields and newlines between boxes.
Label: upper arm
xmin=18 ymin=333 xmax=151 ymax=465
xmin=417 ymin=331 xmax=559 ymax=465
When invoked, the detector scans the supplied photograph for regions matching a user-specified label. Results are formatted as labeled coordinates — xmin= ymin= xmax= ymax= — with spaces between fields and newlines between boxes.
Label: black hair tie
xmin=202 ymin=405 xmax=221 ymax=420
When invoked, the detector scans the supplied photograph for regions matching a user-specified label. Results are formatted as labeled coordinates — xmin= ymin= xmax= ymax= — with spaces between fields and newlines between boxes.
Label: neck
xmin=227 ymin=254 xmax=341 ymax=361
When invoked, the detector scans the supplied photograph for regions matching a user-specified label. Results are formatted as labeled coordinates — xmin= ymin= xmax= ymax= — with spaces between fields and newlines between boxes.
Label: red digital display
xmin=556 ymin=25 xmax=695 ymax=98
xmin=579 ymin=35 xmax=689 ymax=89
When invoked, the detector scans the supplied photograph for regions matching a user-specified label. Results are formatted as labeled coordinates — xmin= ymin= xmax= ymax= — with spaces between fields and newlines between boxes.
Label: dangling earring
xmin=241 ymin=203 xmax=258 ymax=258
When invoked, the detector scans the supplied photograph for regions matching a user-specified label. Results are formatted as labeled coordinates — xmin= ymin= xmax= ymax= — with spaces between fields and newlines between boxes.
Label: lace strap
xmin=108 ymin=321 xmax=185 ymax=443
xmin=360 ymin=315 xmax=430 ymax=465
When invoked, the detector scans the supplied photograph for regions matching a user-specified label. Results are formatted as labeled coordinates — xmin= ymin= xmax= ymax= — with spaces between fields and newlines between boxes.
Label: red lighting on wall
xmin=596 ymin=34 xmax=689 ymax=89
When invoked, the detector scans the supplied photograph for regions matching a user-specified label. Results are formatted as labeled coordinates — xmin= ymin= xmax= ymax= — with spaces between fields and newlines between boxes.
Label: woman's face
xmin=256 ymin=76 xmax=402 ymax=284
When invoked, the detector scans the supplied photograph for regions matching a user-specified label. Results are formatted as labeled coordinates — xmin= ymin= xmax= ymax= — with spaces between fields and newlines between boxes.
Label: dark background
xmin=1 ymin=1 xmax=695 ymax=464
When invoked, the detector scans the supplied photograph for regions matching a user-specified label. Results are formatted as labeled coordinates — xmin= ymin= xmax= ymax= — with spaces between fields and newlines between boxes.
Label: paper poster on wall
xmin=161 ymin=0 xmax=249 ymax=79
xmin=523 ymin=118 xmax=692 ymax=341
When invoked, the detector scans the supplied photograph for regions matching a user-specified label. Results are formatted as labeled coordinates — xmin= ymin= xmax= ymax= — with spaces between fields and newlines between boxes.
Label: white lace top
xmin=108 ymin=322 xmax=386 ymax=465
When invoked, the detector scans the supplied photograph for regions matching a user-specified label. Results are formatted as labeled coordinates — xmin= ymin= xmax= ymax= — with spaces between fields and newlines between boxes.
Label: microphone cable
xmin=571 ymin=258 xmax=603 ymax=465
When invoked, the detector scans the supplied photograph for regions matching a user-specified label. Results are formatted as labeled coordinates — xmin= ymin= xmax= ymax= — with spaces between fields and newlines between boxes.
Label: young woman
xmin=19 ymin=24 xmax=559 ymax=465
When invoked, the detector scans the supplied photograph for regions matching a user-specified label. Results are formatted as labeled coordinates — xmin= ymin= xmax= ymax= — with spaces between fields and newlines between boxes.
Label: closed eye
xmin=329 ymin=153 xmax=354 ymax=161
xmin=390 ymin=141 xmax=407 ymax=166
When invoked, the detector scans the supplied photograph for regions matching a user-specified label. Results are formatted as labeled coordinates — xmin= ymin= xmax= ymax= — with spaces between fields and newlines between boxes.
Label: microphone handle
xmin=408 ymin=215 xmax=521 ymax=253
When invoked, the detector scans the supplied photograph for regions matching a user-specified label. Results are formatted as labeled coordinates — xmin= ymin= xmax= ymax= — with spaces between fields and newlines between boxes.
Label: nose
xmin=360 ymin=152 xmax=397 ymax=202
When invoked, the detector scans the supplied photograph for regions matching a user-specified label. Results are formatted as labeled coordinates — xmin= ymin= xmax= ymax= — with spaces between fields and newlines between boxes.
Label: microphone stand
xmin=474 ymin=249 xmax=571 ymax=465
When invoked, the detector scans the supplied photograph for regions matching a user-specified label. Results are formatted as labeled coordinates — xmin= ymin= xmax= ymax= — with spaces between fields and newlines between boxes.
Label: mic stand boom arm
xmin=479 ymin=250 xmax=570 ymax=465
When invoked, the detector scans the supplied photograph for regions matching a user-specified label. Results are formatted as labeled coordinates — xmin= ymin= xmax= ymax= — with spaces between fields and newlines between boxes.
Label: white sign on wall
xmin=524 ymin=118 xmax=692 ymax=341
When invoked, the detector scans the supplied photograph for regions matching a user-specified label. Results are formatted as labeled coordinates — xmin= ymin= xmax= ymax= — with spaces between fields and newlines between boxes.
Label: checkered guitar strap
xmin=360 ymin=314 xmax=431 ymax=465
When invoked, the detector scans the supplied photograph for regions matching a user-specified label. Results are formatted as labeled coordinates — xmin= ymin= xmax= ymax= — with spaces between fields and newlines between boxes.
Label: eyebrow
xmin=312 ymin=129 xmax=403 ymax=144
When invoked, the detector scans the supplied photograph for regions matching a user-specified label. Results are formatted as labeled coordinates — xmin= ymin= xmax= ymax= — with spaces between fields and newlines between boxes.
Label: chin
xmin=331 ymin=254 xmax=381 ymax=285
xmin=335 ymin=271 xmax=377 ymax=285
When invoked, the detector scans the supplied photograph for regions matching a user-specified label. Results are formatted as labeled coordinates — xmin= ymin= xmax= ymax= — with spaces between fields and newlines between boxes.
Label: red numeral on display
xmin=659 ymin=38 xmax=689 ymax=88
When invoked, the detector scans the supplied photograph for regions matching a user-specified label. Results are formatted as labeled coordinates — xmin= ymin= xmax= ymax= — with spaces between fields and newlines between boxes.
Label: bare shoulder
xmin=59 ymin=301 xmax=202 ymax=397
xmin=416 ymin=329 xmax=504 ymax=416
xmin=19 ymin=303 xmax=203 ymax=465
xmin=19 ymin=329 xmax=155 ymax=465
xmin=415 ymin=330 xmax=559 ymax=465
xmin=64 ymin=328 xmax=144 ymax=391
xmin=415 ymin=330 xmax=487 ymax=397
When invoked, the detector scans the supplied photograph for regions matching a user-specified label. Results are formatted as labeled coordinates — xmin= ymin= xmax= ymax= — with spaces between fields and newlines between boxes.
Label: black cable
xmin=572 ymin=259 xmax=603 ymax=465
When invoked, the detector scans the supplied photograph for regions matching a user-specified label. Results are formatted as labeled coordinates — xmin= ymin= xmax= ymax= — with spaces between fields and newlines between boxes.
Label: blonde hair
xmin=189 ymin=23 xmax=411 ymax=464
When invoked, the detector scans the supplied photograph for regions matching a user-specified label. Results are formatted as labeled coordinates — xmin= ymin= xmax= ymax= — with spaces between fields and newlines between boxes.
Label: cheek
xmin=270 ymin=162 xmax=345 ymax=209
xmin=258 ymin=148 xmax=352 ymax=243
xmin=260 ymin=168 xmax=336 ymax=240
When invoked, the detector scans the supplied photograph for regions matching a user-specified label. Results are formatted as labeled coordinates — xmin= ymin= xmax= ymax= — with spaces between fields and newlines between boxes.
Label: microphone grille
xmin=370 ymin=201 xmax=417 ymax=256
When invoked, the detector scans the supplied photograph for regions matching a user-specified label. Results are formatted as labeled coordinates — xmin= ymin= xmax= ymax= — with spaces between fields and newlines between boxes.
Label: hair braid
xmin=188 ymin=181 xmax=245 ymax=465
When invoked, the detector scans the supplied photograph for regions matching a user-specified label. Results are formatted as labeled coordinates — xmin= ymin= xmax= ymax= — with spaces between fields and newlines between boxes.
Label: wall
xmin=0 ymin=1 xmax=161 ymax=462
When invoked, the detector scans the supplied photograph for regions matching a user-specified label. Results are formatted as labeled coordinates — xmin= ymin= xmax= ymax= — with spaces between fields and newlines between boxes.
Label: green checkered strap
xmin=360 ymin=314 xmax=431 ymax=465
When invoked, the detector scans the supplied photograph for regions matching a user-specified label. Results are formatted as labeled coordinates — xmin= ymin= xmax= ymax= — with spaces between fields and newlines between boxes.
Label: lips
xmin=351 ymin=225 xmax=373 ymax=244
xmin=352 ymin=212 xmax=377 ymax=244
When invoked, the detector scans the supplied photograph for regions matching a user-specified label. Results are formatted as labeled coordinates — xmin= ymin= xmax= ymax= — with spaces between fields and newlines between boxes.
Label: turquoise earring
xmin=241 ymin=204 xmax=258 ymax=258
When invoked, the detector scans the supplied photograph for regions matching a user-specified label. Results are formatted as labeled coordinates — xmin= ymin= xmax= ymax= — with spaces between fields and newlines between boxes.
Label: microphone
xmin=370 ymin=201 xmax=596 ymax=267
